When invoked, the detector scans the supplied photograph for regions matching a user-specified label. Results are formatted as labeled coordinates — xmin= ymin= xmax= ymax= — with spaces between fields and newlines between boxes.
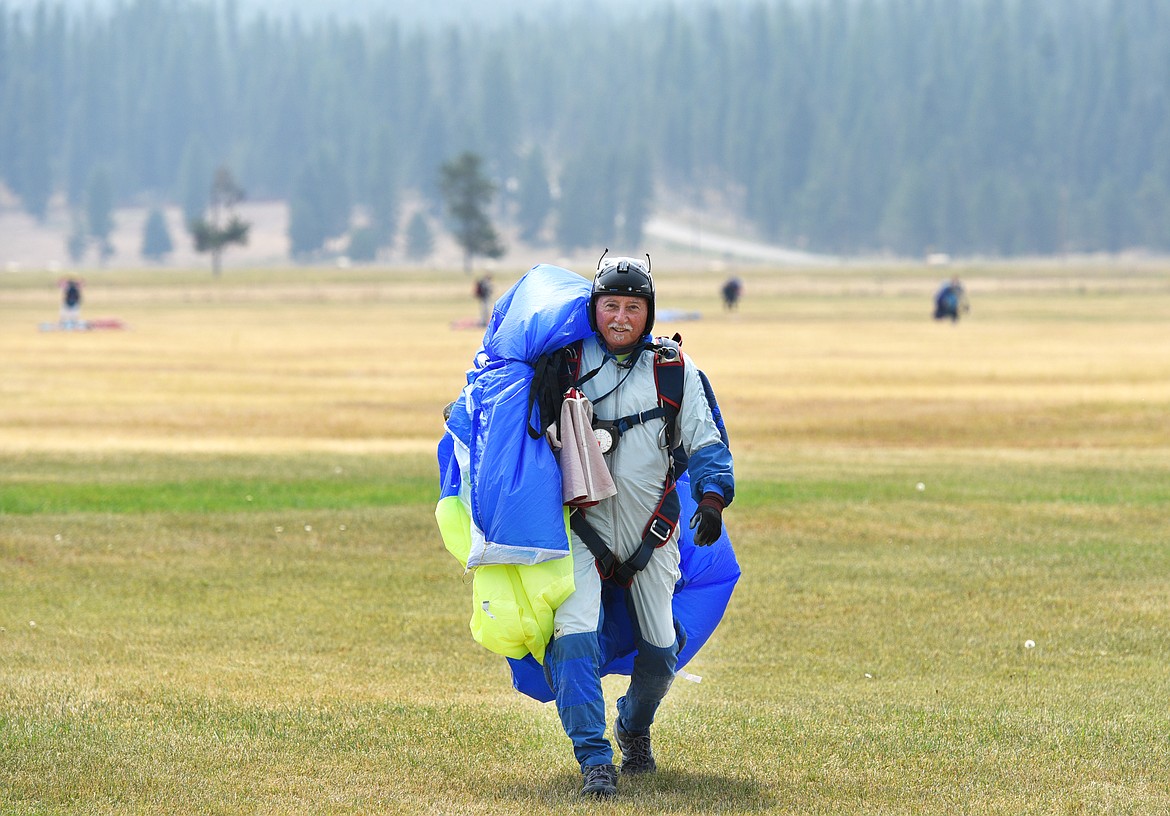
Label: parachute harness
xmin=527 ymin=336 xmax=687 ymax=588
xmin=567 ymin=340 xmax=686 ymax=587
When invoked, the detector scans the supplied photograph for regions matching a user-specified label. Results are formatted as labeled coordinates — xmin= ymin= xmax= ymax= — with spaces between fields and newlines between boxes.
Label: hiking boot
xmin=580 ymin=763 xmax=618 ymax=798
xmin=615 ymin=722 xmax=657 ymax=775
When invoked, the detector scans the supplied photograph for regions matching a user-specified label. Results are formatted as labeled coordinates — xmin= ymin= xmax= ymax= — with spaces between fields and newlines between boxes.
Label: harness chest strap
xmin=559 ymin=336 xmax=685 ymax=448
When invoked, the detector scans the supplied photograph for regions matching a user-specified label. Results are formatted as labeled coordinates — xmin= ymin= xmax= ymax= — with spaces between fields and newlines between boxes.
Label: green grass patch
xmin=0 ymin=452 xmax=438 ymax=514
xmin=4 ymin=451 xmax=1170 ymax=814
xmin=737 ymin=460 xmax=1170 ymax=507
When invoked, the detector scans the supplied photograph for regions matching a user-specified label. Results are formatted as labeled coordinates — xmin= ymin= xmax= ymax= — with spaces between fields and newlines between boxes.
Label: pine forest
xmin=1 ymin=0 xmax=1167 ymax=258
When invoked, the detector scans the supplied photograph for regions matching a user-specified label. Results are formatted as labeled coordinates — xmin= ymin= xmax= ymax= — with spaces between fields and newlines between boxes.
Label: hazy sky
xmin=4 ymin=0 xmax=758 ymax=27
xmin=6 ymin=0 xmax=619 ymax=19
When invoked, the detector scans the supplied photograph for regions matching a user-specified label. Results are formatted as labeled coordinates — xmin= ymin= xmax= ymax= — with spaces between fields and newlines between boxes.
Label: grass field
xmin=3 ymin=261 xmax=1170 ymax=815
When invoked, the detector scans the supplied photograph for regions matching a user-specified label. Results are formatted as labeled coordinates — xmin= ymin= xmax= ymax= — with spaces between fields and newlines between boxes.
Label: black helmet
xmin=588 ymin=253 xmax=655 ymax=335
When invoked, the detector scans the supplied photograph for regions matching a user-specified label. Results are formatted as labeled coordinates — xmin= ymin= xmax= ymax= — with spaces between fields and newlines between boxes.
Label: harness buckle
xmin=647 ymin=516 xmax=672 ymax=543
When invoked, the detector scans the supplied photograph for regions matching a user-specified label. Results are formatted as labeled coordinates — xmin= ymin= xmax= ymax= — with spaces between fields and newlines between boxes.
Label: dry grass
xmin=2 ymin=262 xmax=1170 ymax=814
xmin=5 ymin=262 xmax=1169 ymax=454
xmin=0 ymin=267 xmax=482 ymax=452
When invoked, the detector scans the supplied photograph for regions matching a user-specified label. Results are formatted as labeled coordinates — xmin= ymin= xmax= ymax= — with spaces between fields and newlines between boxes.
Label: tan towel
xmin=553 ymin=388 xmax=617 ymax=507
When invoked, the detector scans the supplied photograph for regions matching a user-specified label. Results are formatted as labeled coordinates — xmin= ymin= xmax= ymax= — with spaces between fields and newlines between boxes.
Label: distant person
xmin=720 ymin=276 xmax=743 ymax=311
xmin=60 ymin=278 xmax=84 ymax=328
xmin=474 ymin=273 xmax=494 ymax=326
xmin=933 ymin=276 xmax=969 ymax=322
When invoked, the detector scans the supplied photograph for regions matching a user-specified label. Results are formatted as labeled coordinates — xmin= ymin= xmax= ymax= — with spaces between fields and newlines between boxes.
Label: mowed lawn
xmin=2 ymin=263 xmax=1169 ymax=815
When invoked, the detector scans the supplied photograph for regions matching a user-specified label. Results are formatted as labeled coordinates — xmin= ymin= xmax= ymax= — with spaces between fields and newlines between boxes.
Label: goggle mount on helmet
xmin=588 ymin=249 xmax=655 ymax=336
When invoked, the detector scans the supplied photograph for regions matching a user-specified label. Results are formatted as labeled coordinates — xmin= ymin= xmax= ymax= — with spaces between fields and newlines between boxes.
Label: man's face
xmin=595 ymin=294 xmax=648 ymax=352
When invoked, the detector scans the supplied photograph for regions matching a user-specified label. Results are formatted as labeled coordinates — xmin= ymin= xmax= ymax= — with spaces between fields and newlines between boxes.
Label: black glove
xmin=688 ymin=492 xmax=725 ymax=546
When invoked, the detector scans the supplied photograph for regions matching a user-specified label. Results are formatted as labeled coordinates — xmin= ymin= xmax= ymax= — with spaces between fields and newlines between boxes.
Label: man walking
xmin=545 ymin=254 xmax=735 ymax=798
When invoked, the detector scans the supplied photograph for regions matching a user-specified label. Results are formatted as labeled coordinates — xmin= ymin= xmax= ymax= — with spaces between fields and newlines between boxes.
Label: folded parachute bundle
xmin=436 ymin=263 xmax=594 ymax=665
xmin=436 ymin=263 xmax=741 ymax=701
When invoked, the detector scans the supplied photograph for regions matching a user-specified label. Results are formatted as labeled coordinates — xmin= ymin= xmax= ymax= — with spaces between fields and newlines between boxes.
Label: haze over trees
xmin=0 ymin=0 xmax=1167 ymax=258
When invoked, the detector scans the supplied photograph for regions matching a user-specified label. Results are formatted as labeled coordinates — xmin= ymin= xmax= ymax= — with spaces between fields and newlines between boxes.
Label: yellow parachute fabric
xmin=436 ymin=495 xmax=574 ymax=663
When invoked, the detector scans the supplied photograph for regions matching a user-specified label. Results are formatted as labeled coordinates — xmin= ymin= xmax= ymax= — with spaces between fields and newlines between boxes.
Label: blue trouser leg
xmin=545 ymin=632 xmax=612 ymax=769
xmin=615 ymin=638 xmax=679 ymax=734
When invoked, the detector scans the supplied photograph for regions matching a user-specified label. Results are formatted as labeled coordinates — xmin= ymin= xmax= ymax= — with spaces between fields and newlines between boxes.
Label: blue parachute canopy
xmin=443 ymin=264 xmax=594 ymax=567
xmin=480 ymin=264 xmax=595 ymax=363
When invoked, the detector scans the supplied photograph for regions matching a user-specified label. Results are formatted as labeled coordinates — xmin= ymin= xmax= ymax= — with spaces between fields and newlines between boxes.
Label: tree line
xmin=1 ymin=0 xmax=1167 ymax=260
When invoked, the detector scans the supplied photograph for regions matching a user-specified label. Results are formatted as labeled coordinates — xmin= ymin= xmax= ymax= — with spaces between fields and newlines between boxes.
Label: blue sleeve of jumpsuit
xmin=688 ymin=443 xmax=734 ymax=506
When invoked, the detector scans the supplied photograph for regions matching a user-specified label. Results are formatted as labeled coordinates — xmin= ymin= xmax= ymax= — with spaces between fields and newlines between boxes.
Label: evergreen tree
xmin=178 ymin=136 xmax=213 ymax=227
xmin=1091 ymin=176 xmax=1131 ymax=254
xmin=1134 ymin=173 xmax=1170 ymax=251
xmin=411 ymin=102 xmax=452 ymax=206
xmin=288 ymin=170 xmax=329 ymax=259
xmin=346 ymin=226 xmax=380 ymax=263
xmin=85 ymin=166 xmax=115 ymax=263
xmin=555 ymin=148 xmax=617 ymax=252
xmin=404 ymin=211 xmax=435 ymax=261
xmin=516 ymin=147 xmax=552 ymax=244
xmin=879 ymin=167 xmax=937 ymax=256
xmin=62 ymin=102 xmax=90 ymax=207
xmin=66 ymin=210 xmax=88 ymax=264
xmin=190 ymin=166 xmax=250 ymax=276
xmin=439 ymin=151 xmax=505 ymax=274
xmin=141 ymin=206 xmax=174 ymax=262
xmin=366 ymin=124 xmax=400 ymax=248
xmin=0 ymin=13 xmax=12 ymax=194
xmin=13 ymin=71 xmax=52 ymax=221
xmin=619 ymin=145 xmax=654 ymax=248
xmin=288 ymin=145 xmax=352 ymax=258
xmin=474 ymin=48 xmax=520 ymax=180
